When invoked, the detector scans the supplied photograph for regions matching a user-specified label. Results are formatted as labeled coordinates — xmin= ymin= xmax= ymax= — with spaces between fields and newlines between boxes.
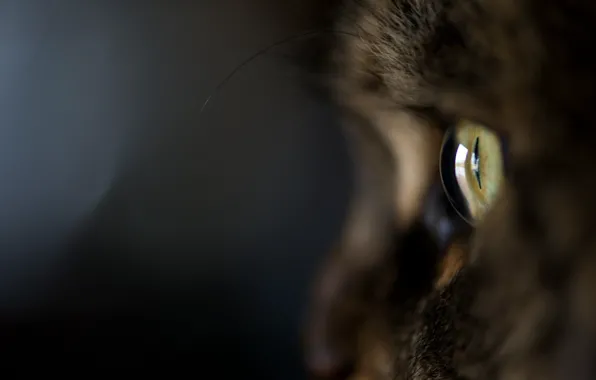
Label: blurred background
xmin=0 ymin=0 xmax=350 ymax=375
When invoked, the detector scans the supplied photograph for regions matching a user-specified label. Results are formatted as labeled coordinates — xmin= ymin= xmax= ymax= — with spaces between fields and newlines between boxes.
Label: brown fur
xmin=305 ymin=0 xmax=596 ymax=379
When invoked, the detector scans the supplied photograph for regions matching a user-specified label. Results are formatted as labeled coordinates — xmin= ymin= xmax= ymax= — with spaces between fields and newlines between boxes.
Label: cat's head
xmin=429 ymin=1 xmax=596 ymax=379
xmin=346 ymin=0 xmax=596 ymax=378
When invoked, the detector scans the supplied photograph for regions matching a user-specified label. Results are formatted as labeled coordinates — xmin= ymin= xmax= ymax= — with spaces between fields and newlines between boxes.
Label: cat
xmin=304 ymin=0 xmax=596 ymax=379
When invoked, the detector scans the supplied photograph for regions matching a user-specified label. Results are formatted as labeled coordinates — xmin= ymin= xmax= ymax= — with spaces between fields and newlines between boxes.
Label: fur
xmin=305 ymin=1 xmax=596 ymax=379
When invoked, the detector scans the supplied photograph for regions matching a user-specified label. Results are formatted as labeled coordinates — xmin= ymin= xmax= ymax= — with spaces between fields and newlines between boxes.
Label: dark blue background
xmin=0 ymin=0 xmax=350 ymax=375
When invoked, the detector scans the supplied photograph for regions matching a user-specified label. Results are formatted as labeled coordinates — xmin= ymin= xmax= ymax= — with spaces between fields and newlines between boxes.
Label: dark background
xmin=0 ymin=0 xmax=350 ymax=375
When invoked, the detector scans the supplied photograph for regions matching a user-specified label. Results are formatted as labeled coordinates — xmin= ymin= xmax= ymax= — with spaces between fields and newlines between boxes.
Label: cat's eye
xmin=439 ymin=120 xmax=506 ymax=225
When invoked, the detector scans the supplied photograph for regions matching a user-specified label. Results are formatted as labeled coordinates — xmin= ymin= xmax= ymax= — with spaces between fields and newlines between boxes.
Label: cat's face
xmin=416 ymin=1 xmax=596 ymax=378
xmin=321 ymin=0 xmax=596 ymax=379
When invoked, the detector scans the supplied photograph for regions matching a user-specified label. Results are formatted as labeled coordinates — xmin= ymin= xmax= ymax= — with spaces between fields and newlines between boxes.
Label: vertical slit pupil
xmin=473 ymin=137 xmax=482 ymax=189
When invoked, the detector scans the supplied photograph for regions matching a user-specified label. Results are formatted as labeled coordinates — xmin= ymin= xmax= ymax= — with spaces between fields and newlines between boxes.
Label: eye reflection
xmin=440 ymin=120 xmax=505 ymax=225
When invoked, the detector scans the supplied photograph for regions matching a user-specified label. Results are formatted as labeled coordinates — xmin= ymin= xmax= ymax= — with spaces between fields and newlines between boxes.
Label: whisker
xmin=199 ymin=29 xmax=356 ymax=114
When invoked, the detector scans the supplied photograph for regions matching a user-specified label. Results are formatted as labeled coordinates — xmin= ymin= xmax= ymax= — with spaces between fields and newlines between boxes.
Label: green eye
xmin=440 ymin=120 xmax=505 ymax=225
